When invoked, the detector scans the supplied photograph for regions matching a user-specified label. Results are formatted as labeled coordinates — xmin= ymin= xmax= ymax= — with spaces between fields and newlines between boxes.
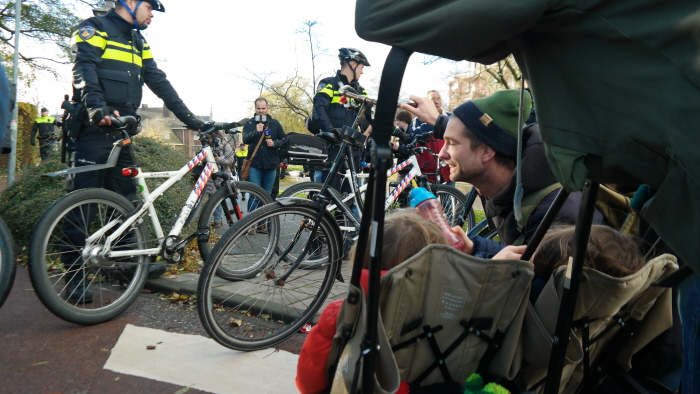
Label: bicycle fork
xmin=274 ymin=199 xmax=328 ymax=286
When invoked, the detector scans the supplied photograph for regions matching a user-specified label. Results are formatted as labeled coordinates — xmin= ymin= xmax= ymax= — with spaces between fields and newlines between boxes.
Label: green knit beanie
xmin=452 ymin=90 xmax=532 ymax=158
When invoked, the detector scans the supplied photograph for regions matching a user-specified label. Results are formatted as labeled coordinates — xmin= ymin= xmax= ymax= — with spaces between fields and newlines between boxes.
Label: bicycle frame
xmin=323 ymin=154 xmax=422 ymax=230
xmin=84 ymin=143 xmax=220 ymax=260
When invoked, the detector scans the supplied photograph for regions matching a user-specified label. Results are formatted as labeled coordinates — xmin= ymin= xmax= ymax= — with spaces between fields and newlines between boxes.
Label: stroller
xmin=326 ymin=47 xmax=686 ymax=394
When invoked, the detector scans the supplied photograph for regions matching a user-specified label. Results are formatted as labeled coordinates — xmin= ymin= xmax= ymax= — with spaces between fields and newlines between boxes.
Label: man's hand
xmin=256 ymin=123 xmax=264 ymax=133
xmin=265 ymin=139 xmax=274 ymax=147
xmin=363 ymin=125 xmax=373 ymax=136
xmin=451 ymin=226 xmax=474 ymax=255
xmin=89 ymin=106 xmax=119 ymax=126
xmin=185 ymin=118 xmax=204 ymax=132
xmin=400 ymin=95 xmax=440 ymax=126
xmin=492 ymin=245 xmax=527 ymax=260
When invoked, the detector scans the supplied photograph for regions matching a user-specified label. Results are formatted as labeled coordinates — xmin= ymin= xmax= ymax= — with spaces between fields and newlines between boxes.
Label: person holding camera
xmin=242 ymin=98 xmax=286 ymax=214
xmin=31 ymin=108 xmax=59 ymax=161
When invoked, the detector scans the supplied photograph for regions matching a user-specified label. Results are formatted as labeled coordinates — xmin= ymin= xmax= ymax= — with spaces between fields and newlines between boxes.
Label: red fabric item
xmin=396 ymin=381 xmax=412 ymax=394
xmin=416 ymin=137 xmax=450 ymax=183
xmin=296 ymin=269 xmax=388 ymax=394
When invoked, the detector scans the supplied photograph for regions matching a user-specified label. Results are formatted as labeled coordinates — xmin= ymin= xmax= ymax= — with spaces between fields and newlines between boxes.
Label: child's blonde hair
xmin=533 ymin=225 xmax=646 ymax=280
xmin=350 ymin=210 xmax=448 ymax=270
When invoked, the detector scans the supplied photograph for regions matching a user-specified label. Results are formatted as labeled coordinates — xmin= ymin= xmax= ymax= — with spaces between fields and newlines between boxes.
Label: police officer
xmin=311 ymin=48 xmax=372 ymax=184
xmin=31 ymin=108 xmax=58 ymax=161
xmin=64 ymin=0 xmax=204 ymax=301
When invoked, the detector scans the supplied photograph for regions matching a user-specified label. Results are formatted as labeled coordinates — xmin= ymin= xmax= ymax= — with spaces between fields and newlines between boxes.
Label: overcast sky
xmin=19 ymin=0 xmax=470 ymax=122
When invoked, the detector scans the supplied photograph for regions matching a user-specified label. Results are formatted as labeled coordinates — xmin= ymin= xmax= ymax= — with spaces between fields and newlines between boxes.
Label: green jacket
xmin=355 ymin=0 xmax=700 ymax=272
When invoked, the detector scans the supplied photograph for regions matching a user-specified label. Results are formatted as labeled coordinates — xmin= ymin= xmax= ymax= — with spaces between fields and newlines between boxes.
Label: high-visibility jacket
xmin=70 ymin=9 xmax=197 ymax=125
xmin=312 ymin=71 xmax=371 ymax=133
xmin=31 ymin=116 xmax=57 ymax=143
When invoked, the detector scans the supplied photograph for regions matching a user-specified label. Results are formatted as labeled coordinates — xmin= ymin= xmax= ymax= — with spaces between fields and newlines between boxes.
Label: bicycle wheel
xmin=278 ymin=181 xmax=325 ymax=199
xmin=279 ymin=182 xmax=357 ymax=262
xmin=29 ymin=188 xmax=150 ymax=325
xmin=197 ymin=201 xmax=342 ymax=350
xmin=0 ymin=216 xmax=17 ymax=309
xmin=197 ymin=181 xmax=273 ymax=264
xmin=434 ymin=184 xmax=474 ymax=229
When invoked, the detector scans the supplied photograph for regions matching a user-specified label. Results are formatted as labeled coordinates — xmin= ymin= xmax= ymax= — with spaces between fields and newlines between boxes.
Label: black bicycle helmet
xmin=143 ymin=0 xmax=165 ymax=12
xmin=338 ymin=48 xmax=370 ymax=67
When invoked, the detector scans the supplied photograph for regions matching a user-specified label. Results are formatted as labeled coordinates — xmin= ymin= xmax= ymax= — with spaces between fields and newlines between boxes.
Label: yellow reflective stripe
xmin=317 ymin=84 xmax=334 ymax=98
xmin=142 ymin=49 xmax=153 ymax=60
xmin=73 ymin=33 xmax=106 ymax=50
xmin=102 ymin=48 xmax=143 ymax=67
xmin=105 ymin=40 xmax=133 ymax=50
xmin=331 ymin=96 xmax=342 ymax=104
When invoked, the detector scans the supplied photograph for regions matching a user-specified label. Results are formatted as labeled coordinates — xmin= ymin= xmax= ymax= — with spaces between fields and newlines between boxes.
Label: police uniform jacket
xmin=32 ymin=116 xmax=57 ymax=143
xmin=312 ymin=71 xmax=371 ymax=133
xmin=71 ymin=9 xmax=198 ymax=127
xmin=242 ymin=116 xmax=286 ymax=170
xmin=312 ymin=71 xmax=372 ymax=170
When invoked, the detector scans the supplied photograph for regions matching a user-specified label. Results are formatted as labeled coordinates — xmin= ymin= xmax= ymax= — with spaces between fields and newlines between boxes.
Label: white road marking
xmin=104 ymin=324 xmax=300 ymax=393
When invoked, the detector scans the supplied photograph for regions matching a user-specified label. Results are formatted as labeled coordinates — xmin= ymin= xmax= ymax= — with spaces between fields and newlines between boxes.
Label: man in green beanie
xmin=405 ymin=90 xmax=602 ymax=254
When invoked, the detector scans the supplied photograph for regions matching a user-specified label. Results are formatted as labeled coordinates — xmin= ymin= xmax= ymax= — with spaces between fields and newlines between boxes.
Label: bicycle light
xmin=121 ymin=167 xmax=139 ymax=177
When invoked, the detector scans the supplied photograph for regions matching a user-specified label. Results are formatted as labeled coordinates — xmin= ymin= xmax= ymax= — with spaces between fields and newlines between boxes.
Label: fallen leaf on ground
xmin=147 ymin=345 xmax=156 ymax=350
xmin=168 ymin=275 xmax=178 ymax=279
xmin=229 ymin=318 xmax=243 ymax=327
xmin=32 ymin=361 xmax=49 ymax=366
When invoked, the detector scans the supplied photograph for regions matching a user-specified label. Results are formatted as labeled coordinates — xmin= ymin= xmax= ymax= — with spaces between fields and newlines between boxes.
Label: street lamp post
xmin=8 ymin=0 xmax=21 ymax=186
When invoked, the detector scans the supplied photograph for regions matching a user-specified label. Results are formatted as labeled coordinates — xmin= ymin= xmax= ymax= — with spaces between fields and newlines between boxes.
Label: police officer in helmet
xmin=64 ymin=0 xmax=203 ymax=302
xmin=311 ymin=47 xmax=372 ymax=183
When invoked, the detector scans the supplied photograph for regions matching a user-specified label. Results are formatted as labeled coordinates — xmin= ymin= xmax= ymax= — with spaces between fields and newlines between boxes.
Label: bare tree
xmin=295 ymin=19 xmax=328 ymax=89
xmin=446 ymin=56 xmax=522 ymax=108
xmin=0 ymin=0 xmax=83 ymax=74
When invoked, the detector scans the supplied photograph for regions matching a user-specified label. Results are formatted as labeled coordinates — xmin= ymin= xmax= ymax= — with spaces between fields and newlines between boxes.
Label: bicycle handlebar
xmin=198 ymin=118 xmax=250 ymax=138
xmin=338 ymin=85 xmax=415 ymax=108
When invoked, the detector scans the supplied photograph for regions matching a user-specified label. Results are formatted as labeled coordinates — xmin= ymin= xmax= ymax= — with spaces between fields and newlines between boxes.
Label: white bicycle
xmin=28 ymin=116 xmax=272 ymax=325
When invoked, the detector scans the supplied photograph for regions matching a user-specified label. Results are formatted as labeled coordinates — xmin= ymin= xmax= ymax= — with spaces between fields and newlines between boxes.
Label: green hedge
xmin=0 ymin=136 xmax=193 ymax=245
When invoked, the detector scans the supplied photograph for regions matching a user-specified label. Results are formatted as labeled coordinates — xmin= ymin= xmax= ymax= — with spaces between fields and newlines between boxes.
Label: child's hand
xmin=451 ymin=226 xmax=474 ymax=255
xmin=492 ymin=245 xmax=527 ymax=260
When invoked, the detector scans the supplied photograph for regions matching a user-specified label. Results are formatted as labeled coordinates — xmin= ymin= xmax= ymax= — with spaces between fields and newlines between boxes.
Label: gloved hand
xmin=88 ymin=106 xmax=115 ymax=126
xmin=184 ymin=117 xmax=204 ymax=131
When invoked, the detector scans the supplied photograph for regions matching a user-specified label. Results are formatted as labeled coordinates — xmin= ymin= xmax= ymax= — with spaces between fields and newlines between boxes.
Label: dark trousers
xmin=61 ymin=127 xmax=137 ymax=268
xmin=38 ymin=138 xmax=56 ymax=161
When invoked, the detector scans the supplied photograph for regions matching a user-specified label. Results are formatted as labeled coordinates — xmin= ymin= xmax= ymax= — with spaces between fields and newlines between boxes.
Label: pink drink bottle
xmin=408 ymin=187 xmax=465 ymax=250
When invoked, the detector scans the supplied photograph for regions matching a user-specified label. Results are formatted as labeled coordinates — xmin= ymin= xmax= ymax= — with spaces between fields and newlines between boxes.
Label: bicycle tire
xmin=197 ymin=181 xmax=273 ymax=266
xmin=0 ymin=216 xmax=17 ymax=309
xmin=29 ymin=188 xmax=150 ymax=325
xmin=279 ymin=182 xmax=357 ymax=264
xmin=197 ymin=201 xmax=342 ymax=350
xmin=433 ymin=184 xmax=475 ymax=229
